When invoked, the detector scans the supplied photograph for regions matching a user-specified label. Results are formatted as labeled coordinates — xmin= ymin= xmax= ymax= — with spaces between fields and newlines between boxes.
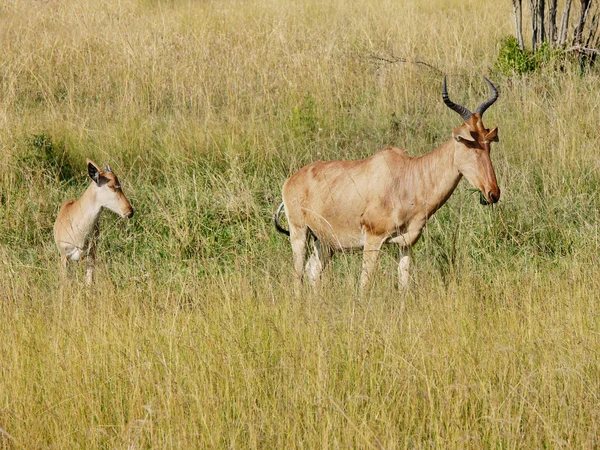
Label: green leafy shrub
xmin=495 ymin=37 xmax=566 ymax=75
xmin=19 ymin=133 xmax=77 ymax=184
xmin=495 ymin=37 xmax=538 ymax=75
xmin=289 ymin=93 xmax=319 ymax=138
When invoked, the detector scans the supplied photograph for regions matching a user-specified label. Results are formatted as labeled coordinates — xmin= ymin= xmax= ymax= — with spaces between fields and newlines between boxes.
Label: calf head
xmin=87 ymin=159 xmax=134 ymax=218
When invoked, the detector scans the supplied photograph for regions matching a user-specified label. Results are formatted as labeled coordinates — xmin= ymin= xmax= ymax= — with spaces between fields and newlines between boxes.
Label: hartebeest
xmin=54 ymin=159 xmax=134 ymax=284
xmin=275 ymin=77 xmax=500 ymax=296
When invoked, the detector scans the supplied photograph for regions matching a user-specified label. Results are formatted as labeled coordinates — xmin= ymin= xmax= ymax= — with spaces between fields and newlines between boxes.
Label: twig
xmin=365 ymin=53 xmax=443 ymax=74
xmin=0 ymin=427 xmax=16 ymax=444
xmin=565 ymin=45 xmax=600 ymax=55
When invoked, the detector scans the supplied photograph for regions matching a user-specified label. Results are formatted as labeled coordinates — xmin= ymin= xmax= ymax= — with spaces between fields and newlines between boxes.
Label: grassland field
xmin=1 ymin=0 xmax=600 ymax=447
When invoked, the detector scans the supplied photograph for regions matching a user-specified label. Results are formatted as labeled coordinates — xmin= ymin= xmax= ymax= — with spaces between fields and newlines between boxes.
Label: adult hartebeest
xmin=54 ymin=159 xmax=134 ymax=285
xmin=275 ymin=77 xmax=500 ymax=296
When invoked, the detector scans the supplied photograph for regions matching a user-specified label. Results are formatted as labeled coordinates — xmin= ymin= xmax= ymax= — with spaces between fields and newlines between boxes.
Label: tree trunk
xmin=586 ymin=9 xmax=600 ymax=49
xmin=512 ymin=0 xmax=525 ymax=50
xmin=548 ymin=0 xmax=558 ymax=43
xmin=573 ymin=0 xmax=592 ymax=47
xmin=558 ymin=0 xmax=573 ymax=47
xmin=530 ymin=0 xmax=539 ymax=51
xmin=539 ymin=0 xmax=546 ymax=44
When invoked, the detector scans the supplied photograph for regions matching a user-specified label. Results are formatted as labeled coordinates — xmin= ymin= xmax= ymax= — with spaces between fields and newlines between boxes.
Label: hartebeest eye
xmin=453 ymin=127 xmax=476 ymax=142
xmin=484 ymin=128 xmax=498 ymax=142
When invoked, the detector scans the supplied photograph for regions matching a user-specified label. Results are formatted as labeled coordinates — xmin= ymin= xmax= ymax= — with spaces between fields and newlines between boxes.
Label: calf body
xmin=54 ymin=159 xmax=133 ymax=284
xmin=276 ymin=77 xmax=501 ymax=296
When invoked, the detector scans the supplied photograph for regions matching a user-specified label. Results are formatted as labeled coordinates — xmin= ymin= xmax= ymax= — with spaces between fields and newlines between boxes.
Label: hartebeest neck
xmin=408 ymin=139 xmax=462 ymax=218
xmin=75 ymin=183 xmax=104 ymax=232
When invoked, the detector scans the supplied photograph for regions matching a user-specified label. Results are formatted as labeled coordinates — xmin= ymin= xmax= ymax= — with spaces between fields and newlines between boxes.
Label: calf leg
xmin=85 ymin=257 xmax=95 ymax=286
xmin=85 ymin=223 xmax=99 ymax=286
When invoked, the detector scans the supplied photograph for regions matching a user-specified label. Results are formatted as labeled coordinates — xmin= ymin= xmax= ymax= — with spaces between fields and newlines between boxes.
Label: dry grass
xmin=1 ymin=0 xmax=600 ymax=447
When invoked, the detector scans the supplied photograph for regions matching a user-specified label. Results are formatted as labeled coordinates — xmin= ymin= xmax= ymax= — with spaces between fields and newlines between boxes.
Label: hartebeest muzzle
xmin=480 ymin=189 xmax=500 ymax=205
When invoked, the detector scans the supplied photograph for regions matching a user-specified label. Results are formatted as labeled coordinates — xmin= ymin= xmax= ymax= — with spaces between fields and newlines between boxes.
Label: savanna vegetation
xmin=1 ymin=0 xmax=599 ymax=447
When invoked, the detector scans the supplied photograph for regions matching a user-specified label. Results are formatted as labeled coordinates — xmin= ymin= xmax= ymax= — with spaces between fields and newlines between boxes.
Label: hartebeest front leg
xmin=359 ymin=235 xmax=384 ymax=295
xmin=398 ymin=247 xmax=411 ymax=290
xmin=390 ymin=229 xmax=422 ymax=290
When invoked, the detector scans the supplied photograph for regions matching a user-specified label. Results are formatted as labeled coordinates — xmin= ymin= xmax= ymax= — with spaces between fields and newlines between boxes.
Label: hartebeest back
xmin=275 ymin=77 xmax=501 ymax=296
xmin=54 ymin=159 xmax=134 ymax=285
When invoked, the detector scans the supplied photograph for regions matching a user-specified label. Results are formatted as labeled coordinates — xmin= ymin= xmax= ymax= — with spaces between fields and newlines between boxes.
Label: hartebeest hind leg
xmin=290 ymin=225 xmax=309 ymax=297
xmin=304 ymin=239 xmax=332 ymax=290
xmin=59 ymin=252 xmax=69 ymax=280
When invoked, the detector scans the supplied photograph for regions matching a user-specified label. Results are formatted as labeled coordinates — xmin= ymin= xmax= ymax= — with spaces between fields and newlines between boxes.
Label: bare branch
xmin=365 ymin=53 xmax=443 ymax=74
xmin=565 ymin=44 xmax=600 ymax=54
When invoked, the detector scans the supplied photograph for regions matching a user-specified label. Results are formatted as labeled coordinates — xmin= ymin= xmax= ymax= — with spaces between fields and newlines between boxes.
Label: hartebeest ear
xmin=87 ymin=159 xmax=110 ymax=186
xmin=484 ymin=127 xmax=499 ymax=143
xmin=452 ymin=126 xmax=475 ymax=142
xmin=87 ymin=159 xmax=102 ymax=185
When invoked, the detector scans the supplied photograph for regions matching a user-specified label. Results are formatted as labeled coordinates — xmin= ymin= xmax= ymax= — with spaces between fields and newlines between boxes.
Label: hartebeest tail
xmin=274 ymin=202 xmax=290 ymax=236
xmin=276 ymin=76 xmax=501 ymax=297
xmin=54 ymin=159 xmax=134 ymax=285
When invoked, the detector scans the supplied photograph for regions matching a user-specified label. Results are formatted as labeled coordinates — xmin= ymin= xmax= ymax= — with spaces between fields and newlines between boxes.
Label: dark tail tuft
xmin=274 ymin=202 xmax=290 ymax=236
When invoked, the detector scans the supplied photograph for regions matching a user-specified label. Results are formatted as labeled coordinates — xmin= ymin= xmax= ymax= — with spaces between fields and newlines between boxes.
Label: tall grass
xmin=1 ymin=0 xmax=599 ymax=447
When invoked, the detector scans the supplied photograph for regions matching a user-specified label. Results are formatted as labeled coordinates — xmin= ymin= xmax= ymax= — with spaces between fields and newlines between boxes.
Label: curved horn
xmin=474 ymin=77 xmax=498 ymax=117
xmin=442 ymin=76 xmax=473 ymax=122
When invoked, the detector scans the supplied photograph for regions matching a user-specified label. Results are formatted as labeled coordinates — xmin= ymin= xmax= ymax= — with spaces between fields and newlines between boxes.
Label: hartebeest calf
xmin=54 ymin=159 xmax=134 ymax=284
xmin=275 ymin=77 xmax=500 ymax=296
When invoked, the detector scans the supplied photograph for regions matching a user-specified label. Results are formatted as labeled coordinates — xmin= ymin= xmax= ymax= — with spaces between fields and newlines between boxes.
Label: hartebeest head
xmin=443 ymin=77 xmax=500 ymax=205
xmin=87 ymin=159 xmax=134 ymax=218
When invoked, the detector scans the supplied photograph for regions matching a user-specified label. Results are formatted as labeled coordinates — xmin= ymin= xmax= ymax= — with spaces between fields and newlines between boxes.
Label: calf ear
xmin=87 ymin=159 xmax=102 ymax=185
xmin=485 ymin=127 xmax=499 ymax=142
xmin=453 ymin=126 xmax=475 ymax=142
